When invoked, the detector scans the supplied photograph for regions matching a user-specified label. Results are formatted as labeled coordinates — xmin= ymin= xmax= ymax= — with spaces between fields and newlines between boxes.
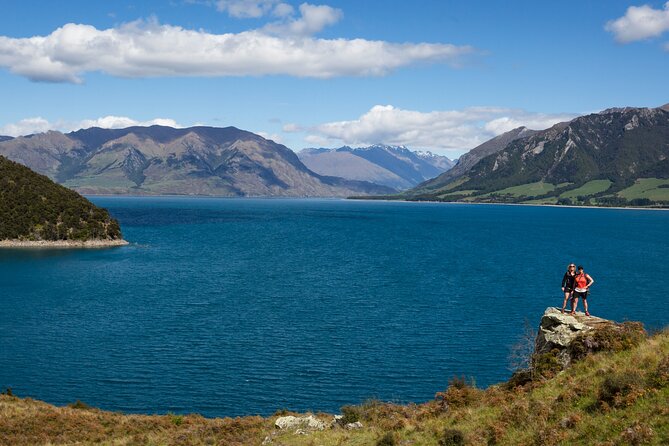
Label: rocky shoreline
xmin=0 ymin=239 xmax=129 ymax=248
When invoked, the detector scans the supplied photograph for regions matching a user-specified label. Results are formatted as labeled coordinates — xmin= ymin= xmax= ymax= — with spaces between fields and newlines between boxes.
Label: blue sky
xmin=0 ymin=0 xmax=667 ymax=156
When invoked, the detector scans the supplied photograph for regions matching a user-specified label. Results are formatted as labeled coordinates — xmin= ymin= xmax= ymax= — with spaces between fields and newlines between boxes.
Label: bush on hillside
xmin=570 ymin=322 xmax=646 ymax=361
xmin=597 ymin=371 xmax=644 ymax=409
xmin=0 ymin=156 xmax=122 ymax=241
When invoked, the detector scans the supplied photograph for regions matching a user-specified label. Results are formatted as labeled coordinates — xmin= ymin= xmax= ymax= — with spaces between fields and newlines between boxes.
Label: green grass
xmin=521 ymin=197 xmax=558 ymax=205
xmin=617 ymin=178 xmax=669 ymax=201
xmin=481 ymin=181 xmax=556 ymax=198
xmin=438 ymin=189 xmax=477 ymax=198
xmin=559 ymin=180 xmax=613 ymax=199
xmin=555 ymin=182 xmax=573 ymax=188
xmin=434 ymin=176 xmax=469 ymax=193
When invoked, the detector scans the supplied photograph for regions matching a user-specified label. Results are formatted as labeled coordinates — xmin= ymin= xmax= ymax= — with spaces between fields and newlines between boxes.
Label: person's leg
xmin=571 ymin=295 xmax=579 ymax=314
xmin=562 ymin=291 xmax=570 ymax=313
xmin=584 ymin=295 xmax=589 ymax=316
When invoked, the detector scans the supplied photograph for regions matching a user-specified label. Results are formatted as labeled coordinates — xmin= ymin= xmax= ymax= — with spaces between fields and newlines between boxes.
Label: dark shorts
xmin=573 ymin=290 xmax=588 ymax=299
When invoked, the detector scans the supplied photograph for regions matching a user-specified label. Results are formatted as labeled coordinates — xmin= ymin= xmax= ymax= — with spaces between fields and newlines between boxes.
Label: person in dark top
xmin=561 ymin=263 xmax=576 ymax=314
xmin=572 ymin=265 xmax=595 ymax=316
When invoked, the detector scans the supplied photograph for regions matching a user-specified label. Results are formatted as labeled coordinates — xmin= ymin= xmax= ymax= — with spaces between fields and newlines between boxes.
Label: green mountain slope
xmin=0 ymin=155 xmax=123 ymax=241
xmin=408 ymin=106 xmax=669 ymax=206
xmin=410 ymin=126 xmax=537 ymax=195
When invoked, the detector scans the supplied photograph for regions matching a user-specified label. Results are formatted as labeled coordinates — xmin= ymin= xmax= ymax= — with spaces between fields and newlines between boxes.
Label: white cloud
xmin=256 ymin=131 xmax=283 ymax=143
xmin=0 ymin=19 xmax=475 ymax=83
xmin=216 ymin=0 xmax=292 ymax=18
xmin=605 ymin=2 xmax=669 ymax=43
xmin=0 ymin=118 xmax=53 ymax=137
xmin=297 ymin=105 xmax=575 ymax=153
xmin=264 ymin=3 xmax=343 ymax=35
xmin=282 ymin=123 xmax=302 ymax=132
xmin=0 ymin=116 xmax=182 ymax=137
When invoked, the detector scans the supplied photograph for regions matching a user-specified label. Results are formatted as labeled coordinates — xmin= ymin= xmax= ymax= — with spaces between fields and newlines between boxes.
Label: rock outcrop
xmin=274 ymin=415 xmax=326 ymax=431
xmin=534 ymin=307 xmax=645 ymax=370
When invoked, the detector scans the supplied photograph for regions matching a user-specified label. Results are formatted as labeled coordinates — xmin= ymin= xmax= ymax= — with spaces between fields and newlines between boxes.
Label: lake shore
xmin=350 ymin=196 xmax=669 ymax=211
xmin=0 ymin=239 xmax=129 ymax=249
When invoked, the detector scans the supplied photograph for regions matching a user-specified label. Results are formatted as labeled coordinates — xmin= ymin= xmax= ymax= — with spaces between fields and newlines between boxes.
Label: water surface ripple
xmin=1 ymin=198 xmax=668 ymax=417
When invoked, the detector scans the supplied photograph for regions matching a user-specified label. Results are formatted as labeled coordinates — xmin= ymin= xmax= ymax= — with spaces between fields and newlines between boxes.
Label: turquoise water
xmin=1 ymin=197 xmax=668 ymax=417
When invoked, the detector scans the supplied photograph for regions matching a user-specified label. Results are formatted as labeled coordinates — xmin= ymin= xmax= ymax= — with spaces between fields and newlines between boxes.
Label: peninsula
xmin=0 ymin=155 xmax=127 ymax=247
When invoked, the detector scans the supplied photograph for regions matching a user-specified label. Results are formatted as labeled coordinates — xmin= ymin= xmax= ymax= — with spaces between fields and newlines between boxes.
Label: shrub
xmin=376 ymin=432 xmax=396 ymax=446
xmin=570 ymin=322 xmax=646 ymax=362
xmin=340 ymin=405 xmax=361 ymax=424
xmin=619 ymin=422 xmax=655 ymax=445
xmin=435 ymin=376 xmax=481 ymax=408
xmin=649 ymin=355 xmax=669 ymax=388
xmin=439 ymin=428 xmax=465 ymax=446
xmin=169 ymin=414 xmax=184 ymax=426
xmin=504 ymin=369 xmax=533 ymax=389
xmin=531 ymin=349 xmax=563 ymax=379
xmin=598 ymin=371 xmax=643 ymax=409
xmin=67 ymin=400 xmax=92 ymax=410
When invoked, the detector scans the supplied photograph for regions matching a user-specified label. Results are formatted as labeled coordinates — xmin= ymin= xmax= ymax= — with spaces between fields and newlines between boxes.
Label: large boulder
xmin=274 ymin=415 xmax=326 ymax=431
xmin=534 ymin=307 xmax=645 ymax=370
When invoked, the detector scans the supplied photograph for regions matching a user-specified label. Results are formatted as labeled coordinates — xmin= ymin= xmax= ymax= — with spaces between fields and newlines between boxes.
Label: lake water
xmin=1 ymin=197 xmax=668 ymax=417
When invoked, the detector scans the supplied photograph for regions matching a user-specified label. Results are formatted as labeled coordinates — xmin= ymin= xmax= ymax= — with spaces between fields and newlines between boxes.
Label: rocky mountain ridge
xmin=298 ymin=144 xmax=454 ymax=190
xmin=409 ymin=126 xmax=537 ymax=194
xmin=0 ymin=126 xmax=393 ymax=197
xmin=406 ymin=105 xmax=669 ymax=206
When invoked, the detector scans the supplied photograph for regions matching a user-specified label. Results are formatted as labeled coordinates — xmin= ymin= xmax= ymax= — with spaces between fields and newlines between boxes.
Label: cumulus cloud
xmin=0 ymin=118 xmax=53 ymax=137
xmin=264 ymin=3 xmax=343 ymax=35
xmin=256 ymin=131 xmax=284 ymax=143
xmin=0 ymin=116 xmax=182 ymax=137
xmin=605 ymin=2 xmax=669 ymax=43
xmin=294 ymin=105 xmax=575 ymax=153
xmin=216 ymin=0 xmax=293 ymax=18
xmin=0 ymin=18 xmax=474 ymax=83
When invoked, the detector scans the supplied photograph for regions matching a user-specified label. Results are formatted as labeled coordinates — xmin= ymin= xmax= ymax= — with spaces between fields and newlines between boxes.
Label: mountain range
xmin=0 ymin=126 xmax=393 ymax=197
xmin=298 ymin=144 xmax=454 ymax=190
xmin=406 ymin=104 xmax=669 ymax=206
xmin=414 ymin=126 xmax=536 ymax=192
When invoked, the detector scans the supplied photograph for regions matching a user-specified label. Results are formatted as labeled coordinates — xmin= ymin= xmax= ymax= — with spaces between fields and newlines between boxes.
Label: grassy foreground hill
xmin=0 ymin=155 xmax=123 ymax=242
xmin=2 ymin=324 xmax=667 ymax=445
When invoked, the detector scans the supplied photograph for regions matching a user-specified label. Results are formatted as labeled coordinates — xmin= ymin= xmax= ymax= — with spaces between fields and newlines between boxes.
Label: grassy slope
xmin=617 ymin=178 xmax=669 ymax=201
xmin=2 ymin=330 xmax=668 ymax=446
xmin=481 ymin=181 xmax=556 ymax=198
xmin=559 ymin=180 xmax=613 ymax=199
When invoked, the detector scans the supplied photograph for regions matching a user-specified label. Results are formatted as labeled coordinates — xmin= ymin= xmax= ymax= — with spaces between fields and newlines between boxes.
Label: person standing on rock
xmin=572 ymin=265 xmax=594 ymax=316
xmin=561 ymin=263 xmax=576 ymax=314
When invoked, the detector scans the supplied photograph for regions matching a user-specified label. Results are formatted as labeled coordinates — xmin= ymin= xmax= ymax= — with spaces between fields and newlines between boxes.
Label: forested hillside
xmin=0 ymin=156 xmax=122 ymax=241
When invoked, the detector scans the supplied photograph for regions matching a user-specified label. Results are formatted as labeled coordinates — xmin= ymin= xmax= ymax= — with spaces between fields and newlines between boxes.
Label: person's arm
xmin=561 ymin=273 xmax=567 ymax=290
xmin=586 ymin=274 xmax=594 ymax=288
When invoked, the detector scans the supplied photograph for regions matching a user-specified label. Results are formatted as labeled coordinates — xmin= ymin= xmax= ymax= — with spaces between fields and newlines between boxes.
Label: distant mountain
xmin=410 ymin=126 xmax=536 ymax=194
xmin=0 ymin=155 xmax=123 ymax=241
xmin=0 ymin=126 xmax=393 ymax=197
xmin=407 ymin=105 xmax=669 ymax=206
xmin=0 ymin=136 xmax=13 ymax=142
xmin=298 ymin=144 xmax=455 ymax=190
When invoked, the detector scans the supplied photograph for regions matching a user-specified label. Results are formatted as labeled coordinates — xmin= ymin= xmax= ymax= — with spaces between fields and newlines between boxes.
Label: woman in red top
xmin=572 ymin=265 xmax=594 ymax=316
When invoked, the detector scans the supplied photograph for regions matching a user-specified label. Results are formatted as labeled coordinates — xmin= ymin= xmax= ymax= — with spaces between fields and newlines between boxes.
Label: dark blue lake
xmin=1 ymin=198 xmax=668 ymax=417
